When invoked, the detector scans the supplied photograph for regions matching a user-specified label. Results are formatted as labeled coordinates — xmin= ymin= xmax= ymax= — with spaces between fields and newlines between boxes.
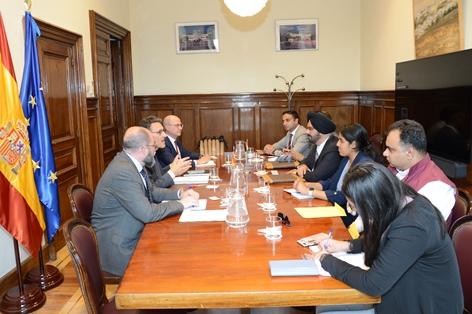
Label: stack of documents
xmin=173 ymin=174 xmax=209 ymax=185
xmin=195 ymin=160 xmax=216 ymax=167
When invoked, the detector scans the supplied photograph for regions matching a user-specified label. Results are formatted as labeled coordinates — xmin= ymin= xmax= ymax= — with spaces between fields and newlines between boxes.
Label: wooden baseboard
xmin=0 ymin=244 xmax=51 ymax=297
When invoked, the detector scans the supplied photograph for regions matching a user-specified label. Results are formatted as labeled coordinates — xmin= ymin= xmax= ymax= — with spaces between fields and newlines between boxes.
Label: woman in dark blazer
xmin=293 ymin=123 xmax=382 ymax=226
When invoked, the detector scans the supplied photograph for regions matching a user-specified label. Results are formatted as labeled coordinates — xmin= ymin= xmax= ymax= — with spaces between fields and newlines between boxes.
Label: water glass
xmin=210 ymin=167 xmax=219 ymax=180
xmin=265 ymin=216 xmax=282 ymax=239
xmin=263 ymin=193 xmax=277 ymax=211
xmin=258 ymin=177 xmax=270 ymax=192
xmin=224 ymin=153 xmax=232 ymax=164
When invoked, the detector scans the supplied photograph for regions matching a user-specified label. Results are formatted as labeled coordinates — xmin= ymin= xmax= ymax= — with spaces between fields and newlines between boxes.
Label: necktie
xmin=288 ymin=133 xmax=293 ymax=150
xmin=140 ymin=169 xmax=151 ymax=202
xmin=174 ymin=140 xmax=180 ymax=156
xmin=312 ymin=150 xmax=319 ymax=171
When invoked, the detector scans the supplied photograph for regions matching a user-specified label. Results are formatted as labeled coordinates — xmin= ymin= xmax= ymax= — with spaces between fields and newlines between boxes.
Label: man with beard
xmin=91 ymin=126 xmax=199 ymax=277
xmin=139 ymin=116 xmax=192 ymax=188
xmin=263 ymin=110 xmax=310 ymax=159
xmin=289 ymin=111 xmax=342 ymax=182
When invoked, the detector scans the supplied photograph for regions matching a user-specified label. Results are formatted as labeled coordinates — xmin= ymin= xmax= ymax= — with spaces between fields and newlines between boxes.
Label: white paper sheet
xmin=179 ymin=209 xmax=227 ymax=222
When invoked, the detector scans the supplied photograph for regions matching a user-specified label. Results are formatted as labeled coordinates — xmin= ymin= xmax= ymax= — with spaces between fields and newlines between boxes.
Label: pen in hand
xmin=324 ymin=228 xmax=333 ymax=250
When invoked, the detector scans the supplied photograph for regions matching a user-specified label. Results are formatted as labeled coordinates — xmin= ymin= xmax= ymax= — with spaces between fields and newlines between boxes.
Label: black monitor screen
xmin=395 ymin=49 xmax=472 ymax=164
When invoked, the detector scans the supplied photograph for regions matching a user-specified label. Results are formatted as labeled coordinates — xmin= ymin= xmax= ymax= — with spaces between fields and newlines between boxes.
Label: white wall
xmin=1 ymin=0 xmax=471 ymax=279
xmin=360 ymin=0 xmax=472 ymax=90
xmin=130 ymin=0 xmax=361 ymax=95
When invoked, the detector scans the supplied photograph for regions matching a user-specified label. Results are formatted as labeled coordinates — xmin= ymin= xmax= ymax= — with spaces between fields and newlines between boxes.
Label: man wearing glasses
xmin=91 ymin=126 xmax=199 ymax=277
xmin=157 ymin=115 xmax=211 ymax=168
xmin=139 ymin=116 xmax=192 ymax=188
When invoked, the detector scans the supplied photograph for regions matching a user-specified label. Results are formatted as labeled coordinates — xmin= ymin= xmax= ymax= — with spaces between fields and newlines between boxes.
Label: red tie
xmin=288 ymin=133 xmax=293 ymax=150
xmin=174 ymin=141 xmax=180 ymax=156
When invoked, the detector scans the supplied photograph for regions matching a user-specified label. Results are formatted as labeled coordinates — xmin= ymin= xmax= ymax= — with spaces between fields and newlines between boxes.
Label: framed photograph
xmin=275 ymin=19 xmax=318 ymax=51
xmin=413 ymin=0 xmax=463 ymax=59
xmin=175 ymin=22 xmax=219 ymax=54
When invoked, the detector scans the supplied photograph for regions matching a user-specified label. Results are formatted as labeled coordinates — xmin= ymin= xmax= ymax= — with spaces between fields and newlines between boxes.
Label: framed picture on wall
xmin=413 ymin=0 xmax=463 ymax=59
xmin=175 ymin=22 xmax=219 ymax=54
xmin=275 ymin=19 xmax=318 ymax=51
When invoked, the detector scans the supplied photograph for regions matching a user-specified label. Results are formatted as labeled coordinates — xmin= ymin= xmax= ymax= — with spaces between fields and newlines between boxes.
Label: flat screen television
xmin=395 ymin=48 xmax=472 ymax=167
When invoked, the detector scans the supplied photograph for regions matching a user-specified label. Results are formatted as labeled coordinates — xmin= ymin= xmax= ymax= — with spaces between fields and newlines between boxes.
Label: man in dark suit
xmin=91 ymin=126 xmax=199 ymax=276
xmin=156 ymin=115 xmax=211 ymax=168
xmin=139 ymin=116 xmax=192 ymax=187
xmin=290 ymin=111 xmax=342 ymax=182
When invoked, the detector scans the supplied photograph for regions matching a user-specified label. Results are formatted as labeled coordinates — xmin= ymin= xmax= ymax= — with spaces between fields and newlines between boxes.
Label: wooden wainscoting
xmin=134 ymin=91 xmax=393 ymax=153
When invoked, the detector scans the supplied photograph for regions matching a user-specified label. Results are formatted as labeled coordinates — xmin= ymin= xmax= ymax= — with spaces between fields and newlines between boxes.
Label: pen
xmin=324 ymin=228 xmax=333 ymax=250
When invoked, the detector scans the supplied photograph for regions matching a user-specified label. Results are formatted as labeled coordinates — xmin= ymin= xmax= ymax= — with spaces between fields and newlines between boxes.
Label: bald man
xmin=156 ymin=115 xmax=211 ymax=168
xmin=91 ymin=126 xmax=199 ymax=276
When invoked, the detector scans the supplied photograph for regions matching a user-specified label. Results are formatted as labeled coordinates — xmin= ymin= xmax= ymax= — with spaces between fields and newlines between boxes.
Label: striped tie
xmin=140 ymin=169 xmax=151 ymax=202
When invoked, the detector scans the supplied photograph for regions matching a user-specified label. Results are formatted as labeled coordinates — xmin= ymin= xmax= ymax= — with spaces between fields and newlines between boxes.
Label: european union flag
xmin=20 ymin=12 xmax=60 ymax=243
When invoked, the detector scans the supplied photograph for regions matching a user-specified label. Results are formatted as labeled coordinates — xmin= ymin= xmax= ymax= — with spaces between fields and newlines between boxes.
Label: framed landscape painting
xmin=175 ymin=22 xmax=219 ymax=54
xmin=413 ymin=0 xmax=463 ymax=58
xmin=275 ymin=19 xmax=318 ymax=51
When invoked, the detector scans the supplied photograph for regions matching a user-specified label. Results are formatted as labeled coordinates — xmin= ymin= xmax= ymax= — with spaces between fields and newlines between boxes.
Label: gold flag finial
xmin=24 ymin=0 xmax=32 ymax=12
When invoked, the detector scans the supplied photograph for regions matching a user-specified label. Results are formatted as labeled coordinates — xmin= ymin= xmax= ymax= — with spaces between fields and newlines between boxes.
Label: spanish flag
xmin=0 ymin=12 xmax=45 ymax=258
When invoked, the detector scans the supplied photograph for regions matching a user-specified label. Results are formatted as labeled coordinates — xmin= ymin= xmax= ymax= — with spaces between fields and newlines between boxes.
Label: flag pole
xmin=24 ymin=245 xmax=63 ymax=291
xmin=0 ymin=239 xmax=46 ymax=314
xmin=24 ymin=222 xmax=63 ymax=290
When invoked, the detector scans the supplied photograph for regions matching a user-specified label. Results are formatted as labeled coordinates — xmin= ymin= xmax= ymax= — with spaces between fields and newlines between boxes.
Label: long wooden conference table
xmin=115 ymin=156 xmax=380 ymax=310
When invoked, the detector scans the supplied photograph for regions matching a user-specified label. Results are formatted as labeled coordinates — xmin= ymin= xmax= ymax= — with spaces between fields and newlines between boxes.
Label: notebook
xmin=269 ymin=260 xmax=319 ymax=276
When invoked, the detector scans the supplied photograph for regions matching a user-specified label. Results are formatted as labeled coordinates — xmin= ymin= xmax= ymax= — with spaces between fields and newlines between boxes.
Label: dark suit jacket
xmin=147 ymin=155 xmax=173 ymax=188
xmin=156 ymin=137 xmax=201 ymax=168
xmin=320 ymin=151 xmax=372 ymax=206
xmin=91 ymin=151 xmax=183 ymax=276
xmin=300 ymin=135 xmax=342 ymax=182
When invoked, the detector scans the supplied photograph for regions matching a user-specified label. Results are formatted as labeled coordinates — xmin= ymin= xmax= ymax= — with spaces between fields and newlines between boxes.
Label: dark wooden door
xmin=36 ymin=20 xmax=89 ymax=251
xmin=95 ymin=29 xmax=121 ymax=170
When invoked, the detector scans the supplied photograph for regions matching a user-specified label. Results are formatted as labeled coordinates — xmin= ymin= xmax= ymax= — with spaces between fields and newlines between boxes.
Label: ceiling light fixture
xmin=224 ymin=0 xmax=268 ymax=17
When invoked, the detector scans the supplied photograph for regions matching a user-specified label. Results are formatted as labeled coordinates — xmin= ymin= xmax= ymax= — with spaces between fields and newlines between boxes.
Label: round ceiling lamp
xmin=224 ymin=0 xmax=268 ymax=17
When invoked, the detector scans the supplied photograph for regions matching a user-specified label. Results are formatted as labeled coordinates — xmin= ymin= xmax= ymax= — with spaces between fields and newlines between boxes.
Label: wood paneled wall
xmin=134 ymin=91 xmax=395 ymax=152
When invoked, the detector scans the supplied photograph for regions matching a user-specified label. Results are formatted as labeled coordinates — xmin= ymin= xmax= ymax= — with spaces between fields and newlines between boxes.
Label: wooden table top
xmin=115 ymin=157 xmax=380 ymax=309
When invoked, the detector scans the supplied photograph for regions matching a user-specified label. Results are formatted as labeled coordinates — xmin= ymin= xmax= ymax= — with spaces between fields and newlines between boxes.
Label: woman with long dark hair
xmin=309 ymin=161 xmax=463 ymax=314
xmin=293 ymin=123 xmax=382 ymax=226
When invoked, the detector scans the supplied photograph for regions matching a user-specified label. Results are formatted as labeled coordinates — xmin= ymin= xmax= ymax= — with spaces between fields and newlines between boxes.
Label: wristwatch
xmin=308 ymin=188 xmax=314 ymax=196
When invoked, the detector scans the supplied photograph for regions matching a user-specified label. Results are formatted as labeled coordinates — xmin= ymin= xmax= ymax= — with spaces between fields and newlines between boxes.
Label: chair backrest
xmin=67 ymin=183 xmax=94 ymax=223
xmin=369 ymin=132 xmax=384 ymax=152
xmin=63 ymin=218 xmax=107 ymax=314
xmin=449 ymin=214 xmax=472 ymax=313
xmin=449 ymin=189 xmax=472 ymax=231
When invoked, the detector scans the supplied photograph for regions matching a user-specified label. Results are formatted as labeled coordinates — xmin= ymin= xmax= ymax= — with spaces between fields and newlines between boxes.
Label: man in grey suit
xmin=139 ymin=116 xmax=192 ymax=188
xmin=263 ymin=110 xmax=310 ymax=160
xmin=91 ymin=126 xmax=199 ymax=276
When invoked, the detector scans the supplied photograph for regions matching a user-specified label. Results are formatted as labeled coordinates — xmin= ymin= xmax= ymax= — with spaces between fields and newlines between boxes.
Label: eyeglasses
xmin=169 ymin=124 xmax=184 ymax=128
xmin=278 ymin=212 xmax=291 ymax=227
xmin=151 ymin=129 xmax=165 ymax=135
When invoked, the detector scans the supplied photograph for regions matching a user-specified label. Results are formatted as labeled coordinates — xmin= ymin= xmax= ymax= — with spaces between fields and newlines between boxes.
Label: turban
xmin=307 ymin=111 xmax=336 ymax=134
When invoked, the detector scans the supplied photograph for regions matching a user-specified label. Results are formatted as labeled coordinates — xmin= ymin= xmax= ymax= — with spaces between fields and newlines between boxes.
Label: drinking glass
xmin=265 ymin=216 xmax=282 ymax=239
xmin=263 ymin=193 xmax=277 ymax=211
